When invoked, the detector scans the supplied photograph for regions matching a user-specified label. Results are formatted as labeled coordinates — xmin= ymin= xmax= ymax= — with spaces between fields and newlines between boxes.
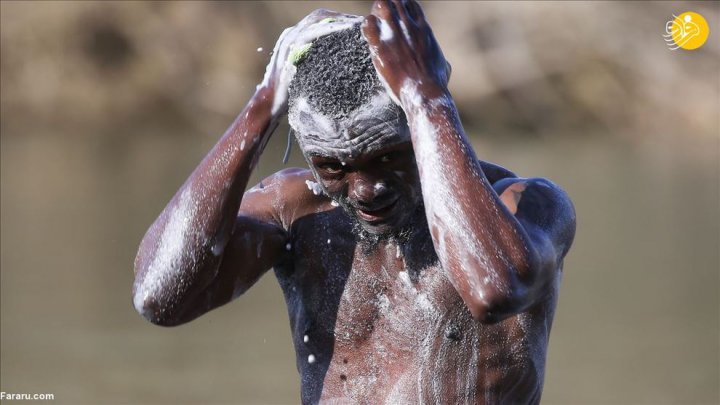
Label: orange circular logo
xmin=664 ymin=11 xmax=710 ymax=50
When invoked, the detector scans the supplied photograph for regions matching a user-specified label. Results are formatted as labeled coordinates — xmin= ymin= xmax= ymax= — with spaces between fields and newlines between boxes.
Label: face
xmin=289 ymin=92 xmax=423 ymax=236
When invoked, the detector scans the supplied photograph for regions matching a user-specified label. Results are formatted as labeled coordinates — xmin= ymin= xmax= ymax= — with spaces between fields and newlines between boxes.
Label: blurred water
xmin=1 ymin=126 xmax=717 ymax=404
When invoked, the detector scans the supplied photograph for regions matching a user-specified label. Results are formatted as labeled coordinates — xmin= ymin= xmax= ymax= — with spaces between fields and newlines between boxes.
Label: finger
xmin=393 ymin=0 xmax=416 ymax=40
xmin=362 ymin=16 xmax=386 ymax=63
xmin=370 ymin=0 xmax=385 ymax=17
xmin=372 ymin=0 xmax=398 ymax=24
xmin=372 ymin=0 xmax=403 ymax=42
xmin=395 ymin=0 xmax=416 ymax=25
xmin=386 ymin=0 xmax=402 ymax=24
xmin=362 ymin=15 xmax=381 ymax=44
xmin=405 ymin=0 xmax=426 ymax=23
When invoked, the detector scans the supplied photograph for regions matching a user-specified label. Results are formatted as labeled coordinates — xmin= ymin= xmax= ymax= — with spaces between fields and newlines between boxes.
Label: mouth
xmin=355 ymin=198 xmax=399 ymax=224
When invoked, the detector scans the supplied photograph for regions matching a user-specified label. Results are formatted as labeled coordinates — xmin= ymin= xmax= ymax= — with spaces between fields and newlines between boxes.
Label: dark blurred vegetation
xmin=1 ymin=1 xmax=718 ymax=404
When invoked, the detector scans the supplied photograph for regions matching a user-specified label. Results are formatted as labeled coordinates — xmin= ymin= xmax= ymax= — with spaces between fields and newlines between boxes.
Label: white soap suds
xmin=398 ymin=271 xmax=413 ymax=289
xmin=259 ymin=16 xmax=363 ymax=115
xmin=303 ymin=335 xmax=309 ymax=343
xmin=285 ymin=242 xmax=292 ymax=251
xmin=240 ymin=139 xmax=246 ymax=151
xmin=134 ymin=188 xmax=199 ymax=316
xmin=331 ymin=200 xmax=340 ymax=207
xmin=379 ymin=20 xmax=394 ymax=41
xmin=378 ymin=294 xmax=390 ymax=311
xmin=403 ymin=88 xmax=507 ymax=302
xmin=305 ymin=179 xmax=324 ymax=196
xmin=308 ymin=354 xmax=316 ymax=364
xmin=415 ymin=293 xmax=434 ymax=312
xmin=399 ymin=20 xmax=411 ymax=42
xmin=257 ymin=47 xmax=263 ymax=52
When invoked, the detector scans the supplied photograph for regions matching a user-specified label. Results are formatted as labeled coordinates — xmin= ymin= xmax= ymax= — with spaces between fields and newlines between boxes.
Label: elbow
xmin=132 ymin=287 xmax=185 ymax=327
xmin=465 ymin=269 xmax=548 ymax=324
xmin=466 ymin=296 xmax=513 ymax=324
xmin=465 ymin=286 xmax=525 ymax=324
xmin=456 ymin=245 xmax=555 ymax=323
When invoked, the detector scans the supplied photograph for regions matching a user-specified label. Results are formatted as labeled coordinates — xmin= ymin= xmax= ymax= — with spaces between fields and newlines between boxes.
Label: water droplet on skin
xmin=308 ymin=354 xmax=316 ymax=364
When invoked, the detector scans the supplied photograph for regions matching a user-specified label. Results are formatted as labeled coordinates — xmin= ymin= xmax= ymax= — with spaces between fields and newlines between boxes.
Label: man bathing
xmin=133 ymin=1 xmax=576 ymax=403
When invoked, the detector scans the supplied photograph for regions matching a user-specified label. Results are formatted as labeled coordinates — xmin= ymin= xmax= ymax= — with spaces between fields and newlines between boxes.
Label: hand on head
xmin=259 ymin=10 xmax=363 ymax=117
xmin=362 ymin=0 xmax=451 ymax=105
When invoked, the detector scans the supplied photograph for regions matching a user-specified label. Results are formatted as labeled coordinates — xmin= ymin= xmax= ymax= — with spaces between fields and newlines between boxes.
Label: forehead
xmin=288 ymin=92 xmax=409 ymax=159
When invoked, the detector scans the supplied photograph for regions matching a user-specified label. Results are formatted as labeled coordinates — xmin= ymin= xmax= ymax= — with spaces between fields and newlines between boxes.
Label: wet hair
xmin=288 ymin=24 xmax=382 ymax=119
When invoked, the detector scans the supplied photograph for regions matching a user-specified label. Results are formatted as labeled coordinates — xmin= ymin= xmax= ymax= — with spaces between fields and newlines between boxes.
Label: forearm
xmin=402 ymin=87 xmax=539 ymax=320
xmin=133 ymin=87 xmax=278 ymax=325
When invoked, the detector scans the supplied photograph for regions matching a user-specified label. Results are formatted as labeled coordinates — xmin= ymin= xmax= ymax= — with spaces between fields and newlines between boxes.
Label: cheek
xmin=388 ymin=171 xmax=420 ymax=201
xmin=392 ymin=167 xmax=420 ymax=187
xmin=320 ymin=179 xmax=347 ymax=199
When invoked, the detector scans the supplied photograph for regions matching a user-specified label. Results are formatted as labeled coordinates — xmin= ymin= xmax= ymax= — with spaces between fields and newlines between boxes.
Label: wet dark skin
xmin=133 ymin=1 xmax=576 ymax=403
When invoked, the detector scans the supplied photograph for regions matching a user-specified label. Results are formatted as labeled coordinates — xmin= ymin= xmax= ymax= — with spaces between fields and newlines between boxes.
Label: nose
xmin=350 ymin=174 xmax=390 ymax=207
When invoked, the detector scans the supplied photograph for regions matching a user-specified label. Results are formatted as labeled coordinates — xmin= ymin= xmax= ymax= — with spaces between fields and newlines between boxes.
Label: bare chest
xmin=283 ymin=226 xmax=462 ymax=342
xmin=275 ymin=219 xmax=552 ymax=404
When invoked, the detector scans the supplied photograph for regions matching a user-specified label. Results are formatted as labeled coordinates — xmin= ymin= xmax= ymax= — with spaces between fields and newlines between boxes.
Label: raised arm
xmin=362 ymin=0 xmax=576 ymax=323
xmin=133 ymin=10 xmax=360 ymax=326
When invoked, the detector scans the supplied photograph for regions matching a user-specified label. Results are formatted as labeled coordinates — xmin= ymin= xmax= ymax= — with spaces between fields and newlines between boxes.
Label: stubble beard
xmin=344 ymin=199 xmax=428 ymax=253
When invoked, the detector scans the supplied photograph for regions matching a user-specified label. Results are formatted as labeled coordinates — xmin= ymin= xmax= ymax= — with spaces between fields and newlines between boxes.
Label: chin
xmin=354 ymin=209 xmax=417 ymax=242
xmin=359 ymin=221 xmax=397 ymax=237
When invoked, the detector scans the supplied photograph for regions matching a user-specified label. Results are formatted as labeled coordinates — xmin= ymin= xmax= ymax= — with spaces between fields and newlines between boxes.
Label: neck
xmin=354 ymin=207 xmax=438 ymax=272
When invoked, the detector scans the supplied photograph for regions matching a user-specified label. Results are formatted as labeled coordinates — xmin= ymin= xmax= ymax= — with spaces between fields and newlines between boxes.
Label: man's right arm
xmin=132 ymin=85 xmax=283 ymax=326
xmin=132 ymin=9 xmax=360 ymax=327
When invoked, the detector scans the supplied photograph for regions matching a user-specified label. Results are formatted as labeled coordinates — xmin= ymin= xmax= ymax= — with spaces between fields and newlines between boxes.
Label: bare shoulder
xmin=241 ymin=167 xmax=333 ymax=230
xmin=493 ymin=175 xmax=576 ymax=259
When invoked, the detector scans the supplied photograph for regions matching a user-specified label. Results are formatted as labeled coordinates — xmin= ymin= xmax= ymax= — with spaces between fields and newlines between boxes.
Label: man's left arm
xmin=363 ymin=0 xmax=576 ymax=322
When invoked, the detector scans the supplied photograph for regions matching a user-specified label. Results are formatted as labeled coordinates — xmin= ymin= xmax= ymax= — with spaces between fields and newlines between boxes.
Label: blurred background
xmin=1 ymin=1 xmax=718 ymax=404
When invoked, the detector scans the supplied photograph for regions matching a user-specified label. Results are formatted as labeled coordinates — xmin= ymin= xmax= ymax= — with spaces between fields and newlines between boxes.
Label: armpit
xmin=498 ymin=181 xmax=527 ymax=215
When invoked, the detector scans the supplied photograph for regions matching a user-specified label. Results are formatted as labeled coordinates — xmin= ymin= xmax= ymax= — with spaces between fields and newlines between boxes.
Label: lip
xmin=355 ymin=199 xmax=399 ymax=223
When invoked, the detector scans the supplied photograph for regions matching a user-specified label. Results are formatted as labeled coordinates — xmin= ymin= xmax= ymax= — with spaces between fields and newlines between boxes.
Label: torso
xmin=273 ymin=197 xmax=560 ymax=405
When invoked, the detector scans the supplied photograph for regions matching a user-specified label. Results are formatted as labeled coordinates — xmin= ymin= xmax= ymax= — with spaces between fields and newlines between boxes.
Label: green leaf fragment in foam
xmin=289 ymin=43 xmax=313 ymax=66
